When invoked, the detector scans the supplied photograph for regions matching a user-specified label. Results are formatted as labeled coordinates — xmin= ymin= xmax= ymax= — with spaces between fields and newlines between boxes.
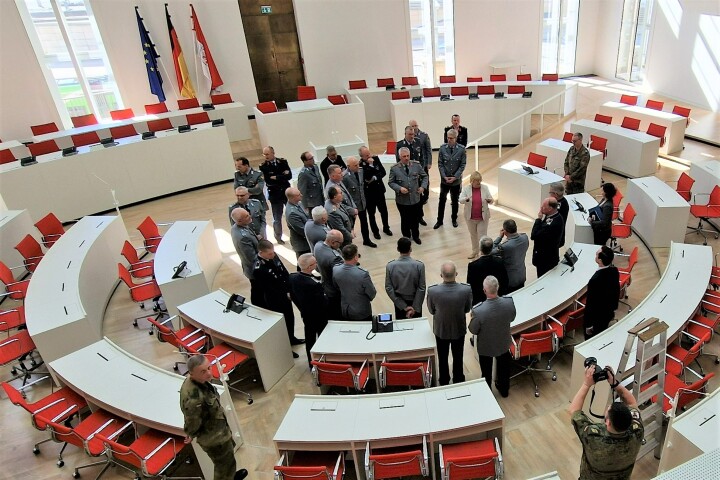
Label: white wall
xmin=294 ymin=0 xmax=412 ymax=97
xmin=574 ymin=0 xmax=600 ymax=76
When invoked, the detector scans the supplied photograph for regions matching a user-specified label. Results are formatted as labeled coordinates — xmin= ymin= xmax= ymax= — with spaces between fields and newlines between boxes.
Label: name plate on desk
xmin=445 ymin=387 xmax=471 ymax=400
xmin=311 ymin=401 xmax=337 ymax=412
xmin=379 ymin=398 xmax=405 ymax=409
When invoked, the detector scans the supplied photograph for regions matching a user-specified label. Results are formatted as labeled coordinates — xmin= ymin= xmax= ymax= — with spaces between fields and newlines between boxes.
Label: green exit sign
xmin=260 ymin=5 xmax=272 ymax=14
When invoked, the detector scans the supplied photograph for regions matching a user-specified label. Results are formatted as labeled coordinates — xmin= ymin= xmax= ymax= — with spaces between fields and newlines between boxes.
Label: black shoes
xmin=433 ymin=222 xmax=443 ymax=229
xmin=452 ymin=220 xmax=459 ymax=228
xmin=383 ymin=228 xmax=393 ymax=236
xmin=290 ymin=337 xmax=305 ymax=345
xmin=275 ymin=237 xmax=285 ymax=245
xmin=419 ymin=218 xmax=427 ymax=226
xmin=413 ymin=237 xmax=422 ymax=245
xmin=363 ymin=241 xmax=378 ymax=248
xmin=373 ymin=232 xmax=381 ymax=240
xmin=292 ymin=351 xmax=299 ymax=359
xmin=235 ymin=469 xmax=249 ymax=480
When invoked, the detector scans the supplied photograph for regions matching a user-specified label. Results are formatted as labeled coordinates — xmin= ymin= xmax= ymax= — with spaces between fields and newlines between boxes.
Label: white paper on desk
xmin=445 ymin=387 xmax=471 ymax=400
xmin=311 ymin=401 xmax=337 ymax=412
xmin=379 ymin=398 xmax=405 ymax=409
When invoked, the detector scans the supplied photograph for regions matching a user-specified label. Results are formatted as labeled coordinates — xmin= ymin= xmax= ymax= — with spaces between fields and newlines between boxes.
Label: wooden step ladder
xmin=612 ymin=317 xmax=669 ymax=459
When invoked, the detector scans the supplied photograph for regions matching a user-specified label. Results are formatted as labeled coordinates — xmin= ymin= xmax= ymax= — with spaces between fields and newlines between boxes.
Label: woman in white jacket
xmin=459 ymin=171 xmax=494 ymax=259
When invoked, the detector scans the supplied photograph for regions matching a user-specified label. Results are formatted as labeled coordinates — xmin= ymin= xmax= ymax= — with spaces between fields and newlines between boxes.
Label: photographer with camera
xmin=569 ymin=359 xmax=644 ymax=480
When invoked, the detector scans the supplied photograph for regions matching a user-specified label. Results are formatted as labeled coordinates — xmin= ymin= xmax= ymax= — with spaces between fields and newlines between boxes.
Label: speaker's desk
xmin=497 ymin=160 xmax=564 ymax=218
xmin=625 ymin=176 xmax=690 ymax=247
xmin=564 ymin=193 xmax=598 ymax=245
xmin=535 ymin=138 xmax=603 ymax=192
xmin=273 ymin=379 xmax=504 ymax=479
xmin=0 ymin=209 xmax=39 ymax=270
xmin=25 ymin=215 xmax=127 ymax=364
xmin=311 ymin=318 xmax=438 ymax=392
xmin=176 ymin=289 xmax=293 ymax=392
xmin=154 ymin=221 xmax=222 ymax=317
xmin=570 ymin=119 xmax=660 ymax=178
xmin=598 ymin=101 xmax=686 ymax=154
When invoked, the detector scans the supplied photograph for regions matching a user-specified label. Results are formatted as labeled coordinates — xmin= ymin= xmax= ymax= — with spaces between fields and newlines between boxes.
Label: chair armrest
xmin=156 ymin=222 xmax=174 ymax=227
xmin=665 ymin=352 xmax=681 ymax=364
xmin=19 ymin=375 xmax=51 ymax=391
xmin=0 ymin=309 xmax=19 ymax=317
xmin=7 ymin=264 xmax=28 ymax=270
xmin=180 ymin=328 xmax=203 ymax=342
xmin=129 ymin=280 xmax=157 ymax=289
xmin=33 ymin=397 xmax=66 ymax=415
xmin=159 ymin=315 xmax=178 ymax=327
xmin=685 ymin=366 xmax=703 ymax=380
xmin=421 ymin=435 xmax=429 ymax=475
xmin=365 ymin=442 xmax=372 ymax=480
xmin=682 ymin=331 xmax=702 ymax=343
xmin=42 ymin=233 xmax=63 ymax=239
xmin=108 ymin=421 xmax=134 ymax=441
xmin=692 ymin=192 xmax=711 ymax=204
xmin=186 ymin=335 xmax=207 ymax=348
xmin=52 ymin=404 xmax=78 ymax=422
xmin=142 ymin=436 xmax=173 ymax=461
xmin=546 ymin=315 xmax=562 ymax=326
xmin=0 ymin=337 xmax=19 ymax=348
xmin=510 ymin=336 xmax=519 ymax=359
xmin=21 ymin=255 xmax=44 ymax=261
xmin=87 ymin=418 xmax=117 ymax=440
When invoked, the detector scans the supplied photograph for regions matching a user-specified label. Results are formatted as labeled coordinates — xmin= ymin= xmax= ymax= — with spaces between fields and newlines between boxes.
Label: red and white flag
xmin=190 ymin=4 xmax=223 ymax=93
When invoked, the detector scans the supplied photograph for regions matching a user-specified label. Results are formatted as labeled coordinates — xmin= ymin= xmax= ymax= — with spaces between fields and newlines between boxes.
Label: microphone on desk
xmin=572 ymin=198 xmax=586 ymax=213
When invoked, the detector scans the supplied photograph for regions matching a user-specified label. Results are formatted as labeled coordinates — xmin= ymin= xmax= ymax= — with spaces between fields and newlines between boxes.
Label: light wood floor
xmin=1 ymin=77 xmax=719 ymax=480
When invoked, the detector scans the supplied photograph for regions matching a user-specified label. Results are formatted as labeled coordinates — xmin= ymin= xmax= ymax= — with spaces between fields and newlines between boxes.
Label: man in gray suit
xmin=385 ymin=237 xmax=426 ymax=319
xmin=228 ymin=186 xmax=265 ymax=238
xmin=343 ymin=156 xmax=376 ymax=248
xmin=284 ymin=187 xmax=310 ymax=258
xmin=304 ymin=206 xmax=330 ymax=250
xmin=297 ymin=151 xmax=325 ymax=211
xmin=314 ymin=230 xmax=344 ymax=319
xmin=230 ymin=208 xmax=261 ymax=306
xmin=233 ymin=156 xmax=266 ymax=210
xmin=333 ymin=244 xmax=377 ymax=321
xmin=325 ymin=187 xmax=354 ymax=246
xmin=426 ymin=262 xmax=473 ymax=385
xmin=410 ymin=120 xmax=432 ymax=222
xmin=434 ymin=129 xmax=466 ymax=229
xmin=491 ymin=219 xmax=530 ymax=293
xmin=388 ymin=147 xmax=428 ymax=244
xmin=325 ymin=164 xmax=357 ymax=223
xmin=468 ymin=275 xmax=516 ymax=397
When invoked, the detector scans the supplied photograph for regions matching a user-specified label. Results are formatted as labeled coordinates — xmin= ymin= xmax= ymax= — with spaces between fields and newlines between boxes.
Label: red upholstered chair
xmin=0 ymin=305 xmax=25 ymax=336
xmin=508 ymin=85 xmax=525 ymax=94
xmin=685 ymin=312 xmax=720 ymax=365
xmin=15 ymin=234 xmax=44 ymax=274
xmin=110 ymin=108 xmax=135 ymax=120
xmin=146 ymin=118 xmax=173 ymax=133
xmin=118 ymin=263 xmax=163 ymax=324
xmin=0 ymin=330 xmax=43 ymax=385
xmin=439 ymin=75 xmax=456 ymax=84
xmin=517 ymin=74 xmax=532 ymax=81
xmin=71 ymin=131 xmax=101 ymax=147
xmin=379 ymin=356 xmax=432 ymax=389
xmin=377 ymin=78 xmax=395 ymax=87
xmin=311 ymin=355 xmax=370 ymax=393
xmin=30 ymin=122 xmax=59 ymax=136
xmin=366 ymin=436 xmax=429 ymax=480
xmin=71 ymin=113 xmax=98 ymax=128
xmin=672 ymin=105 xmax=691 ymax=126
xmin=148 ymin=315 xmax=205 ymax=372
xmin=0 ymin=261 xmax=30 ymax=301
xmin=423 ymin=87 xmax=441 ymax=97
xmin=210 ymin=93 xmax=233 ymax=104
xmin=594 ymin=113 xmax=613 ymax=125
xmin=547 ymin=305 xmax=585 ymax=364
xmin=439 ymin=437 xmax=503 ymax=480
xmin=527 ymin=152 xmax=547 ymax=169
xmin=186 ymin=112 xmax=210 ymax=125
xmin=144 ymin=102 xmax=169 ymax=114
xmin=275 ymin=451 xmax=345 ymax=480
xmin=177 ymin=98 xmax=200 ymax=110
xmin=687 ymin=185 xmax=720 ymax=245
xmin=562 ymin=131 xmax=574 ymax=142
xmin=610 ymin=202 xmax=635 ymax=252
xmin=121 ymin=240 xmax=154 ymax=278
xmin=509 ymin=328 xmax=558 ymax=397
xmin=666 ymin=331 xmax=710 ymax=378
xmin=477 ymin=85 xmax=495 ymax=95
xmin=1 ymin=148 xmax=16 ymax=165
xmin=619 ymin=94 xmax=638 ymax=106
xmin=645 ymin=99 xmax=664 ymax=111
xmin=185 ymin=347 xmax=254 ymax=403
xmin=617 ymin=246 xmax=638 ymax=311
xmin=391 ymin=91 xmax=410 ymax=100
xmin=646 ymin=123 xmax=667 ymax=147
xmin=489 ymin=74 xmax=506 ymax=81
xmin=611 ymin=189 xmax=624 ymax=221
xmin=385 ymin=141 xmax=396 ymax=155
xmin=662 ymin=372 xmax=714 ymax=415
xmin=702 ymin=289 xmax=720 ymax=317
xmin=402 ymin=76 xmax=419 ymax=86
xmin=542 ymin=73 xmax=559 ymax=81
xmin=298 ymin=85 xmax=317 ymax=101
xmin=589 ymin=134 xmax=608 ymax=159
xmin=621 ymin=116 xmax=641 ymax=131
xmin=256 ymin=101 xmax=279 ymax=114
xmin=110 ymin=124 xmax=138 ymax=139
xmin=348 ymin=79 xmax=368 ymax=90
xmin=28 ymin=139 xmax=60 ymax=156
xmin=451 ymin=86 xmax=469 ymax=96
xmin=466 ymin=76 xmax=483 ymax=82
xmin=136 ymin=216 xmax=164 ymax=254
xmin=674 ymin=172 xmax=695 ymax=202
xmin=34 ymin=212 xmax=64 ymax=248
xmin=327 ymin=95 xmax=348 ymax=105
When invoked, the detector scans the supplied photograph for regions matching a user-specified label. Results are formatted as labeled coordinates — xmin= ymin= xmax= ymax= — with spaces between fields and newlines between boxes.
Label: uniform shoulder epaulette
xmin=583 ymin=425 xmax=602 ymax=435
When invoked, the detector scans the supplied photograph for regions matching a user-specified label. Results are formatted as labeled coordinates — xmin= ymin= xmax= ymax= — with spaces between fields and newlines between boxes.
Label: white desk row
xmin=689 ymin=159 xmax=720 ymax=197
xmin=273 ymin=379 xmax=504 ymax=479
xmin=625 ymin=176 xmax=690 ymax=247
xmin=571 ymin=243 xmax=712 ymax=405
xmin=570 ymin=119 xmax=661 ymax=178
xmin=497 ymin=160 xmax=564 ymax=218
xmin=346 ymin=85 xmax=426 ymax=123
xmin=598 ymin=101 xmax=686 ymax=155
xmin=0 ymin=123 xmax=234 ymax=223
xmin=0 ymin=209 xmax=40 ymax=269
xmin=535 ymin=138 xmax=604 ymax=192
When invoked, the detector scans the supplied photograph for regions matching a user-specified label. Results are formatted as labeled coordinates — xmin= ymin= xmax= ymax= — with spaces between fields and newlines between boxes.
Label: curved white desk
xmin=565 ymin=193 xmax=597 ymax=245
xmin=598 ymin=101 xmax=686 ymax=155
xmin=498 ymin=160 xmax=565 ymax=218
xmin=0 ymin=209 xmax=39 ymax=270
xmin=25 ymin=215 xmax=127 ymax=363
xmin=689 ymin=159 xmax=720 ymax=197
xmin=626 ymin=176 xmax=690 ymax=248
xmin=154 ymin=221 xmax=222 ymax=316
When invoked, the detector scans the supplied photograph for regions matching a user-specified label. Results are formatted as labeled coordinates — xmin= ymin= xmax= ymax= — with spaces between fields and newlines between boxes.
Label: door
xmin=238 ymin=0 xmax=305 ymax=109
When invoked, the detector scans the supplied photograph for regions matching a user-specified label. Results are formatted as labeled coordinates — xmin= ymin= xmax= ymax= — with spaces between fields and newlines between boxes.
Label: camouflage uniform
xmin=571 ymin=408 xmax=644 ymax=480
xmin=564 ymin=145 xmax=591 ymax=194
xmin=180 ymin=377 xmax=236 ymax=480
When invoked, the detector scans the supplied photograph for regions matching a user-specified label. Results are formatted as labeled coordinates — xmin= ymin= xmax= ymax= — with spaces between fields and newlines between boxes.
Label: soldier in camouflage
xmin=180 ymin=355 xmax=248 ymax=480
xmin=569 ymin=364 xmax=644 ymax=480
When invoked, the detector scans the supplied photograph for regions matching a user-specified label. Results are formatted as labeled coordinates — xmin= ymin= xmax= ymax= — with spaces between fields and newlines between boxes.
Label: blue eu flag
xmin=136 ymin=7 xmax=165 ymax=102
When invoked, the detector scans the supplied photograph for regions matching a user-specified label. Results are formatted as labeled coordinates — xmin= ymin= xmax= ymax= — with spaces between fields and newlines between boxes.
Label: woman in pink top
xmin=459 ymin=171 xmax=494 ymax=259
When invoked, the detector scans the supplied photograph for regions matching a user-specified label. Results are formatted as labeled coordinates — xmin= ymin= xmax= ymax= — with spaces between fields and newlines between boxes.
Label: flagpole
xmin=190 ymin=4 xmax=202 ymax=100
xmin=157 ymin=57 xmax=180 ymax=100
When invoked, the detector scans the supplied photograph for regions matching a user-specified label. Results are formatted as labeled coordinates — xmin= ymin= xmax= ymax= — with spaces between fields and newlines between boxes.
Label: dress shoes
xmin=292 ymin=351 xmax=299 ymax=359
xmin=290 ymin=337 xmax=305 ymax=345
xmin=494 ymin=382 xmax=509 ymax=398
xmin=363 ymin=241 xmax=378 ymax=248
xmin=235 ymin=469 xmax=249 ymax=480
xmin=419 ymin=218 xmax=427 ymax=226
xmin=383 ymin=228 xmax=393 ymax=236
xmin=373 ymin=231 xmax=381 ymax=240
xmin=452 ymin=220 xmax=459 ymax=228
xmin=433 ymin=222 xmax=443 ymax=229
xmin=275 ymin=237 xmax=285 ymax=245
xmin=413 ymin=237 xmax=422 ymax=245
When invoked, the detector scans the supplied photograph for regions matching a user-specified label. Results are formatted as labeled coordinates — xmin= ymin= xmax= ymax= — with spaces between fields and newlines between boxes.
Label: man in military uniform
xmin=233 ymin=156 xmax=266 ymax=210
xmin=314 ymin=230 xmax=344 ymax=319
xmin=530 ymin=197 xmax=564 ymax=278
xmin=332 ymin=244 xmax=377 ymax=321
xmin=259 ymin=146 xmax=292 ymax=244
xmin=180 ymin=355 xmax=248 ymax=480
xmin=297 ymin=151 xmax=325 ymax=211
xmin=228 ymin=186 xmax=265 ymax=239
xmin=359 ymin=146 xmax=392 ymax=238
xmin=564 ymin=132 xmax=591 ymax=194
xmin=410 ymin=120 xmax=432 ymax=220
xmin=388 ymin=147 xmax=428 ymax=244
xmin=570 ymin=364 xmax=643 ymax=479
xmin=395 ymin=125 xmax=423 ymax=163
xmin=434 ymin=128 xmax=466 ymax=229
xmin=325 ymin=165 xmax=357 ymax=224
xmin=385 ymin=237 xmax=426 ymax=319
xmin=443 ymin=114 xmax=468 ymax=146
xmin=325 ymin=187 xmax=354 ymax=247
xmin=252 ymin=240 xmax=304 ymax=355
xmin=304 ymin=206 xmax=330 ymax=250
xmin=343 ymin=156 xmax=376 ymax=248
xmin=284 ymin=187 xmax=311 ymax=259
xmin=230 ymin=208 xmax=261 ymax=306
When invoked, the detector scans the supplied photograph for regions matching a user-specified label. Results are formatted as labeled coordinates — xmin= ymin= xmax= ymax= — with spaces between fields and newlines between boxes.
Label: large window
xmin=616 ymin=0 xmax=654 ymax=83
xmin=409 ymin=0 xmax=455 ymax=86
xmin=540 ymin=0 xmax=580 ymax=76
xmin=17 ymin=0 xmax=123 ymax=122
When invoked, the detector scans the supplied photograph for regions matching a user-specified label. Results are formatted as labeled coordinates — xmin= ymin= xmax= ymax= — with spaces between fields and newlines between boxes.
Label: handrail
xmin=467 ymin=83 xmax=578 ymax=170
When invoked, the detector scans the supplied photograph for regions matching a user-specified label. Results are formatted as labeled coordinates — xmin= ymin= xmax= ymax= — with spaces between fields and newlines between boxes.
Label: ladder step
xmin=637 ymin=384 xmax=664 ymax=405
xmin=636 ymin=363 xmax=665 ymax=385
xmin=641 ymin=403 xmax=664 ymax=420
xmin=637 ymin=438 xmax=660 ymax=459
xmin=638 ymin=343 xmax=666 ymax=361
xmin=644 ymin=418 xmax=663 ymax=436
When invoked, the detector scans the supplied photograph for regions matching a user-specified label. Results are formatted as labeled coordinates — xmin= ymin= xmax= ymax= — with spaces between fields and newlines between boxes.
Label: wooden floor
xmin=1 ymin=77 xmax=719 ymax=480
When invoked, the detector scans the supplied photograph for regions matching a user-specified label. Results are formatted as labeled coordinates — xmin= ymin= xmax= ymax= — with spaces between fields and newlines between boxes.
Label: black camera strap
xmin=588 ymin=386 xmax=606 ymax=419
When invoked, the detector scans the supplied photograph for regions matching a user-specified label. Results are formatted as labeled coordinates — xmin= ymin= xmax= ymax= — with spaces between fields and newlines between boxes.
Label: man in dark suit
xmin=531 ymin=197 xmax=564 ymax=278
xmin=343 ymin=156 xmax=376 ymax=248
xmin=434 ymin=128 xmax=466 ymax=229
xmin=443 ymin=114 xmax=468 ymax=146
xmin=259 ymin=146 xmax=292 ymax=244
xmin=584 ymin=246 xmax=620 ymax=339
xmin=319 ymin=145 xmax=346 ymax=185
xmin=550 ymin=182 xmax=569 ymax=247
xmin=289 ymin=253 xmax=328 ymax=364
xmin=467 ymin=236 xmax=509 ymax=305
xmin=359 ymin=146 xmax=392 ymax=238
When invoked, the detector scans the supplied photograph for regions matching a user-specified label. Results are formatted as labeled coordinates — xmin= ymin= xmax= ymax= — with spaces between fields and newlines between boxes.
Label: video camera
xmin=584 ymin=357 xmax=611 ymax=383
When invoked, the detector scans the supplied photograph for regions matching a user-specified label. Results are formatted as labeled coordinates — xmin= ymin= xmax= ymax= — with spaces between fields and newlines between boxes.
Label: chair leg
xmin=687 ymin=218 xmax=720 ymax=246
xmin=510 ymin=358 xmax=557 ymax=398
xmin=72 ymin=458 xmax=111 ymax=479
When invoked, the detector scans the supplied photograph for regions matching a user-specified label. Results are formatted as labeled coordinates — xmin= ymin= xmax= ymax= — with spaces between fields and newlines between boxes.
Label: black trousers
xmin=397 ymin=202 xmax=421 ymax=239
xmin=535 ymin=259 xmax=559 ymax=278
xmin=584 ymin=313 xmax=613 ymax=340
xmin=436 ymin=335 xmax=465 ymax=385
xmin=327 ymin=294 xmax=342 ymax=320
xmin=303 ymin=315 xmax=328 ymax=364
xmin=437 ymin=183 xmax=461 ymax=222
xmin=394 ymin=305 xmax=422 ymax=320
xmin=268 ymin=296 xmax=296 ymax=342
xmin=420 ymin=167 xmax=430 ymax=216
xmin=506 ymin=283 xmax=525 ymax=294
xmin=479 ymin=351 xmax=512 ymax=396
xmin=249 ymin=279 xmax=263 ymax=307
xmin=357 ymin=209 xmax=371 ymax=243
xmin=366 ymin=193 xmax=390 ymax=233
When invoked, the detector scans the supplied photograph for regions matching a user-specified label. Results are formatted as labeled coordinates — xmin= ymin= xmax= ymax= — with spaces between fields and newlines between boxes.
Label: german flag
xmin=165 ymin=4 xmax=195 ymax=99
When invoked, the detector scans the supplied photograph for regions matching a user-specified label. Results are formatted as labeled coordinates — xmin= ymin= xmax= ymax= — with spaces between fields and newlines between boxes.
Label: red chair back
xmin=477 ymin=85 xmax=495 ymax=95
xmin=28 ymin=139 xmax=60 ymax=156
xmin=71 ymin=113 xmax=98 ymax=128
xmin=97 ymin=432 xmax=140 ymax=469
xmin=386 ymin=141 xmax=396 ymax=155
xmin=15 ymin=235 xmax=43 ymax=273
xmin=310 ymin=361 xmax=357 ymax=388
xmin=110 ymin=108 xmax=135 ymax=120
xmin=623 ymin=203 xmax=637 ymax=226
xmin=377 ymin=78 xmax=395 ymax=87
xmin=121 ymin=240 xmax=141 ymax=265
xmin=381 ymin=358 xmax=431 ymax=388
xmin=439 ymin=75 xmax=456 ymax=84
xmin=646 ymin=123 xmax=667 ymax=146
xmin=256 ymin=101 xmax=278 ymax=114
xmin=147 ymin=317 xmax=184 ymax=349
xmin=147 ymin=119 xmax=173 ymax=133
xmin=562 ymin=132 xmax=574 ymax=142
xmin=515 ymin=329 xmax=556 ymax=357
xmin=71 ymin=131 xmax=101 ymax=147
xmin=0 ymin=149 xmax=16 ymax=165
xmin=676 ymin=172 xmax=694 ymax=202
xmin=117 ymin=263 xmax=134 ymax=289
xmin=527 ymin=152 xmax=547 ymax=169
xmin=391 ymin=91 xmax=410 ymax=100
xmin=348 ymin=80 xmax=367 ymax=90
xmin=466 ymin=76 xmax=483 ymax=82
xmin=508 ymin=85 xmax=525 ymax=94
xmin=441 ymin=438 xmax=499 ymax=480
xmin=542 ymin=73 xmax=559 ymax=81
xmin=369 ymin=444 xmax=426 ymax=480
xmin=489 ymin=74 xmax=506 ymax=82
xmin=423 ymin=87 xmax=441 ymax=97
xmin=137 ymin=216 xmax=162 ymax=253
xmin=298 ymin=86 xmax=317 ymax=101
xmin=621 ymin=116 xmax=641 ymax=131
xmin=620 ymin=94 xmax=638 ymax=106
xmin=145 ymin=102 xmax=169 ymax=114
xmin=674 ymin=373 xmax=715 ymax=411
xmin=401 ymin=76 xmax=419 ymax=86
xmin=612 ymin=189 xmax=623 ymax=220
xmin=594 ymin=113 xmax=613 ymax=124
xmin=177 ymin=98 xmax=200 ymax=110
xmin=589 ymin=134 xmax=608 ymax=151
xmin=30 ymin=122 xmax=59 ymax=136
xmin=517 ymin=74 xmax=532 ymax=81
xmin=186 ymin=112 xmax=210 ymax=126
xmin=210 ymin=93 xmax=233 ymax=105
xmin=110 ymin=124 xmax=138 ymax=139
xmin=34 ymin=213 xmax=64 ymax=247
xmin=327 ymin=95 xmax=348 ymax=105
xmin=0 ymin=261 xmax=29 ymax=300
xmin=645 ymin=99 xmax=664 ymax=111
xmin=624 ymin=247 xmax=639 ymax=274
xmin=672 ymin=105 xmax=691 ymax=126
xmin=275 ymin=452 xmax=344 ymax=480
xmin=451 ymin=86 xmax=469 ymax=96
